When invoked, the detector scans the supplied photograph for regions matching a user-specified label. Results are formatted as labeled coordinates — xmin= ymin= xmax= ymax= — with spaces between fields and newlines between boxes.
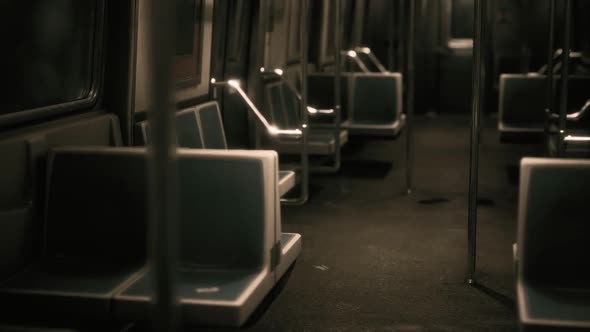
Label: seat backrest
xmin=0 ymin=113 xmax=122 ymax=279
xmin=44 ymin=147 xmax=278 ymax=271
xmin=177 ymin=149 xmax=277 ymax=270
xmin=136 ymin=102 xmax=228 ymax=150
xmin=176 ymin=107 xmax=203 ymax=149
xmin=518 ymin=158 xmax=590 ymax=289
xmin=45 ymin=148 xmax=148 ymax=265
xmin=265 ymin=81 xmax=291 ymax=129
xmin=194 ymin=101 xmax=228 ymax=149
xmin=348 ymin=73 xmax=402 ymax=124
xmin=499 ymin=75 xmax=590 ymax=128
xmin=307 ymin=73 xmax=352 ymax=120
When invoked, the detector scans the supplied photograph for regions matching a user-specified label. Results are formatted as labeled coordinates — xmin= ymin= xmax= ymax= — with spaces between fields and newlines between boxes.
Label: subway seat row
xmin=136 ymin=101 xmax=297 ymax=197
xmin=515 ymin=158 xmax=590 ymax=331
xmin=0 ymin=110 xmax=301 ymax=327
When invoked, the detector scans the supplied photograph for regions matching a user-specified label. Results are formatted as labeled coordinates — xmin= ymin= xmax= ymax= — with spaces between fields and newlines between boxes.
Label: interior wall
xmin=134 ymin=0 xmax=214 ymax=113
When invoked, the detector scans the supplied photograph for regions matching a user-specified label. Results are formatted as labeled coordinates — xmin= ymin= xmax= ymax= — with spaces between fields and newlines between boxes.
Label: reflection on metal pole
xmin=147 ymin=0 xmax=178 ymax=330
xmin=544 ymin=0 xmax=556 ymax=140
xmin=467 ymin=0 xmax=486 ymax=284
xmin=299 ymin=0 xmax=310 ymax=205
xmin=405 ymin=0 xmax=415 ymax=195
xmin=334 ymin=0 xmax=342 ymax=172
xmin=558 ymin=0 xmax=572 ymax=157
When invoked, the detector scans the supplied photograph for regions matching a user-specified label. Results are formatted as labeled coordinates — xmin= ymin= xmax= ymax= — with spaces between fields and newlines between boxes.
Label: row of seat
xmin=308 ymin=72 xmax=405 ymax=138
xmin=515 ymin=158 xmax=590 ymax=331
xmin=135 ymin=101 xmax=297 ymax=197
xmin=498 ymin=74 xmax=590 ymax=141
xmin=0 ymin=112 xmax=301 ymax=327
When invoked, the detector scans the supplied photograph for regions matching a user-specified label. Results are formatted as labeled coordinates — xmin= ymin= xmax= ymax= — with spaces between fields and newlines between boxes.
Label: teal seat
xmin=0 ymin=113 xmax=122 ymax=283
xmin=308 ymin=72 xmax=405 ymax=138
xmin=263 ymin=80 xmax=349 ymax=155
xmin=0 ymin=148 xmax=147 ymax=321
xmin=344 ymin=73 xmax=405 ymax=137
xmin=517 ymin=158 xmax=590 ymax=331
xmin=499 ymin=74 xmax=590 ymax=142
xmin=136 ymin=102 xmax=296 ymax=197
xmin=498 ymin=74 xmax=547 ymax=138
xmin=113 ymin=148 xmax=301 ymax=327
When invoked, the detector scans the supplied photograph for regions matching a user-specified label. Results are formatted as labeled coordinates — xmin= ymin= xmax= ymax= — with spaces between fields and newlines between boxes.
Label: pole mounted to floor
xmin=299 ymin=0 xmax=310 ymax=204
xmin=405 ymin=0 xmax=416 ymax=195
xmin=147 ymin=0 xmax=179 ymax=329
xmin=544 ymin=0 xmax=557 ymax=142
xmin=333 ymin=0 xmax=343 ymax=172
xmin=467 ymin=0 xmax=487 ymax=284
xmin=558 ymin=0 xmax=572 ymax=157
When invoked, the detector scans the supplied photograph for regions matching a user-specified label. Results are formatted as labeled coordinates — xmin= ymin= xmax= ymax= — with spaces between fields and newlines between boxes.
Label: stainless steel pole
xmin=467 ymin=0 xmax=486 ymax=284
xmin=299 ymin=0 xmax=310 ymax=204
xmin=334 ymin=0 xmax=342 ymax=172
xmin=147 ymin=0 xmax=178 ymax=330
xmin=405 ymin=0 xmax=416 ymax=195
xmin=546 ymin=0 xmax=557 ymax=115
xmin=558 ymin=0 xmax=572 ymax=157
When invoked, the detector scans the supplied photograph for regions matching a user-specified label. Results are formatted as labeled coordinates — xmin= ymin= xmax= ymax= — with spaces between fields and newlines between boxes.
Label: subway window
xmin=174 ymin=0 xmax=203 ymax=84
xmin=3 ymin=0 xmax=99 ymax=114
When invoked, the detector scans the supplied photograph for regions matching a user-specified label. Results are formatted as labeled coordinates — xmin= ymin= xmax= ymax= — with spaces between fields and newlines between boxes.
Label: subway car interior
xmin=1 ymin=0 xmax=590 ymax=331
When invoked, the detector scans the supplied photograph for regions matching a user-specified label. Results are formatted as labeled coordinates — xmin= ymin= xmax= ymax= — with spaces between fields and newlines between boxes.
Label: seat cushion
xmin=114 ymin=267 xmax=274 ymax=327
xmin=342 ymin=114 xmax=406 ymax=137
xmin=518 ymin=281 xmax=590 ymax=331
xmin=0 ymin=258 xmax=144 ymax=320
xmin=268 ymin=129 xmax=348 ymax=155
xmin=278 ymin=171 xmax=296 ymax=197
xmin=276 ymin=233 xmax=301 ymax=281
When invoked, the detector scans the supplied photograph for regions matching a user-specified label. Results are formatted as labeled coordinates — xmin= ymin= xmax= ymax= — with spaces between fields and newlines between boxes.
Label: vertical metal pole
xmin=147 ymin=0 xmax=178 ymax=330
xmin=405 ymin=0 xmax=416 ymax=195
xmin=544 ymin=0 xmax=557 ymax=139
xmin=334 ymin=0 xmax=342 ymax=171
xmin=467 ymin=0 xmax=486 ymax=284
xmin=299 ymin=0 xmax=310 ymax=204
xmin=558 ymin=0 xmax=572 ymax=157
xmin=146 ymin=0 xmax=177 ymax=331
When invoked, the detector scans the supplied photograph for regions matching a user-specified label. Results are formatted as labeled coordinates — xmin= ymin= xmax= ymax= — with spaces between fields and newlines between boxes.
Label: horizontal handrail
xmin=537 ymin=48 xmax=583 ymax=74
xmin=211 ymin=79 xmax=302 ymax=138
xmin=341 ymin=50 xmax=370 ymax=73
xmin=259 ymin=68 xmax=335 ymax=116
xmin=564 ymin=135 xmax=590 ymax=143
xmin=567 ymin=99 xmax=590 ymax=121
xmin=547 ymin=99 xmax=590 ymax=122
xmin=353 ymin=47 xmax=388 ymax=73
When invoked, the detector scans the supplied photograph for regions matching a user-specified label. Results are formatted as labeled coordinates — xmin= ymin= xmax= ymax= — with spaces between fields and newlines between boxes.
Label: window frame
xmin=174 ymin=0 xmax=204 ymax=88
xmin=0 ymin=0 xmax=105 ymax=129
xmin=174 ymin=0 xmax=214 ymax=105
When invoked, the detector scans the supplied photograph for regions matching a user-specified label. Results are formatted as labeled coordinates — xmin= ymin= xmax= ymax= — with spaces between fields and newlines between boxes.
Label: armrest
xmin=259 ymin=68 xmax=335 ymax=117
xmin=211 ymin=79 xmax=302 ymax=139
xmin=307 ymin=106 xmax=335 ymax=117
xmin=546 ymin=99 xmax=590 ymax=122
xmin=341 ymin=50 xmax=370 ymax=73
xmin=567 ymin=99 xmax=590 ymax=121
xmin=353 ymin=47 xmax=389 ymax=73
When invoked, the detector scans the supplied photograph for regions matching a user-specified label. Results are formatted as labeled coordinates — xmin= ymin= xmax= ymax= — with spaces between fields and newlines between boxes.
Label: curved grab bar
xmin=341 ymin=50 xmax=370 ymax=73
xmin=353 ymin=47 xmax=388 ymax=73
xmin=211 ymin=79 xmax=302 ymax=138
xmin=537 ymin=48 xmax=582 ymax=74
xmin=567 ymin=99 xmax=590 ymax=121
xmin=548 ymin=99 xmax=590 ymax=122
xmin=259 ymin=68 xmax=335 ymax=116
